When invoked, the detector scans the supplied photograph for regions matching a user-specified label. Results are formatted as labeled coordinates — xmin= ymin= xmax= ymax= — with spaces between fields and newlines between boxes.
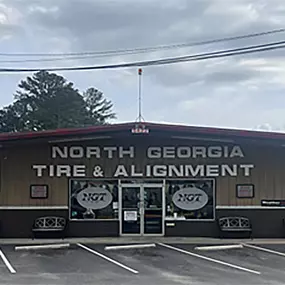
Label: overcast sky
xmin=1 ymin=0 xmax=285 ymax=131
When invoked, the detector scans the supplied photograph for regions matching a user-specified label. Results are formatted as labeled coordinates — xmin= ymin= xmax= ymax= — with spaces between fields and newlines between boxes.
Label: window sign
xmin=124 ymin=211 xmax=137 ymax=221
xmin=172 ymin=186 xmax=209 ymax=210
xmin=165 ymin=179 xmax=215 ymax=220
xmin=69 ymin=179 xmax=118 ymax=220
xmin=76 ymin=186 xmax=113 ymax=210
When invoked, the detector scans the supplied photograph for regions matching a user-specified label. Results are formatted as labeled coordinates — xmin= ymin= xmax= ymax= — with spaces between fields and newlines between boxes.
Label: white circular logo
xmin=76 ymin=187 xmax=113 ymax=210
xmin=172 ymin=187 xmax=208 ymax=210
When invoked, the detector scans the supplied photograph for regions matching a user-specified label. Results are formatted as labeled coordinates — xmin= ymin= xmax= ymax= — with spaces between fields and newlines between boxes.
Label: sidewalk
xmin=1 ymin=237 xmax=285 ymax=245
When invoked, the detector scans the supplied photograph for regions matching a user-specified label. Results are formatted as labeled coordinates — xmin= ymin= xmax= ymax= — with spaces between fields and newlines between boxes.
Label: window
xmin=69 ymin=179 xmax=118 ymax=220
xmin=165 ymin=179 xmax=215 ymax=220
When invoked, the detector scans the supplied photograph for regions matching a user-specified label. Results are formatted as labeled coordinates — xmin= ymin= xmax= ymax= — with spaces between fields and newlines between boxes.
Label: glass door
xmin=120 ymin=186 xmax=141 ymax=235
xmin=143 ymin=186 xmax=163 ymax=234
xmin=120 ymin=183 xmax=164 ymax=236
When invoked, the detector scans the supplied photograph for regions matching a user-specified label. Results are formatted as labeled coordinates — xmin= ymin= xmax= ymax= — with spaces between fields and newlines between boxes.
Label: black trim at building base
xmin=0 ymin=209 xmax=284 ymax=238
xmin=165 ymin=209 xmax=285 ymax=238
xmin=0 ymin=209 xmax=119 ymax=238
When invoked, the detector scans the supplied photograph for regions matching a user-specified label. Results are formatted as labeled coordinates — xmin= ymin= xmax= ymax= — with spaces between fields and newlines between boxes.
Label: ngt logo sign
xmin=76 ymin=187 xmax=113 ymax=210
xmin=172 ymin=187 xmax=208 ymax=210
xmin=82 ymin=192 xmax=107 ymax=202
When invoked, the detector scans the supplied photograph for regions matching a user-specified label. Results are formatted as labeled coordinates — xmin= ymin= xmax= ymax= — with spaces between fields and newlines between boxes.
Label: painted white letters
xmin=33 ymin=144 xmax=253 ymax=178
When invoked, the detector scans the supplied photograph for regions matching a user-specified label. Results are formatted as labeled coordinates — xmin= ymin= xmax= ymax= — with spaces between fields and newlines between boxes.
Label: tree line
xmin=0 ymin=71 xmax=116 ymax=132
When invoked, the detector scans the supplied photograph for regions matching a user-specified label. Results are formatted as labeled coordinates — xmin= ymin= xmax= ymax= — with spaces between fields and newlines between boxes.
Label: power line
xmin=0 ymin=28 xmax=284 ymax=60
xmin=0 ymin=40 xmax=284 ymax=73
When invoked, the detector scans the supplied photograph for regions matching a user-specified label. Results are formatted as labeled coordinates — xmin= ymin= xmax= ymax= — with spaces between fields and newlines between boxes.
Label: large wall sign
xmin=172 ymin=187 xmax=209 ymax=211
xmin=51 ymin=145 xmax=244 ymax=159
xmin=32 ymin=145 xmax=255 ymax=178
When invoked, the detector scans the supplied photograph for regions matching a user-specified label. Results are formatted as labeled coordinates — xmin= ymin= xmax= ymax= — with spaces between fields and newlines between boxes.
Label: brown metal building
xmin=0 ymin=121 xmax=285 ymax=238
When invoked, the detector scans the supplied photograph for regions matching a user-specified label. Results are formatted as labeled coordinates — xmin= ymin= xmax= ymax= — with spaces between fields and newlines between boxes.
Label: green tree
xmin=83 ymin=87 xmax=116 ymax=125
xmin=0 ymin=105 xmax=21 ymax=132
xmin=0 ymin=71 xmax=116 ymax=132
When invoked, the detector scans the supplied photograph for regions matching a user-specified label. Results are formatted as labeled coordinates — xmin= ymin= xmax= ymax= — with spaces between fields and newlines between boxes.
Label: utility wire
xmin=0 ymin=40 xmax=284 ymax=73
xmin=0 ymin=28 xmax=284 ymax=59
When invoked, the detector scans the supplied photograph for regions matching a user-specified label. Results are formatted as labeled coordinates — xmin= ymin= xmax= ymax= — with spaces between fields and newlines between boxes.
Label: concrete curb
xmin=14 ymin=243 xmax=70 ymax=251
xmin=194 ymin=244 xmax=243 ymax=251
xmin=0 ymin=238 xmax=285 ymax=245
xmin=0 ymin=238 xmax=237 ymax=245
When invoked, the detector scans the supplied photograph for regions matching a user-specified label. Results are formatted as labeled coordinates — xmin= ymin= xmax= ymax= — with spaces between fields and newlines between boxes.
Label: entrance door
xmin=120 ymin=184 xmax=164 ymax=236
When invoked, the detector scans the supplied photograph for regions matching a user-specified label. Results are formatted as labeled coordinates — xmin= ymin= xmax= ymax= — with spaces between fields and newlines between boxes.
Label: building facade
xmin=0 ymin=122 xmax=285 ymax=238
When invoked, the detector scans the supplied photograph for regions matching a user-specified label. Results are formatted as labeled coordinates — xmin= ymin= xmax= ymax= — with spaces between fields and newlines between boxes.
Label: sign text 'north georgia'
xmin=32 ymin=145 xmax=255 ymax=178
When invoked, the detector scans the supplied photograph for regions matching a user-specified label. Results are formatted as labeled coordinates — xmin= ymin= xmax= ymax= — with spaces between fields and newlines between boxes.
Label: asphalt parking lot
xmin=0 ymin=242 xmax=285 ymax=285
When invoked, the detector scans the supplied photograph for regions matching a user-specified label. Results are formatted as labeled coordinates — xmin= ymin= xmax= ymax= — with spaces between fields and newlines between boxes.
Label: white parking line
xmin=242 ymin=243 xmax=285 ymax=257
xmin=0 ymin=249 xmax=16 ymax=274
xmin=77 ymin=243 xmax=139 ymax=274
xmin=105 ymin=243 xmax=156 ymax=251
xmin=158 ymin=243 xmax=260 ymax=275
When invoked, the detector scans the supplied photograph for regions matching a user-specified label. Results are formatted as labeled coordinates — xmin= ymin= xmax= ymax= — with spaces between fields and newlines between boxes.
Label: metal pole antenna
xmin=137 ymin=68 xmax=144 ymax=122
xmin=131 ymin=68 xmax=149 ymax=133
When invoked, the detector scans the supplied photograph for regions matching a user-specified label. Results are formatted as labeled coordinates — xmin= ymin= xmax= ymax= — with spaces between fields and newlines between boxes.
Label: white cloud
xmin=0 ymin=0 xmax=285 ymax=131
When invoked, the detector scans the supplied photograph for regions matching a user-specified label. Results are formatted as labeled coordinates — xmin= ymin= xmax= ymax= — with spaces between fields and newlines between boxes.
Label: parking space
xmin=84 ymin=243 xmax=265 ymax=284
xmin=166 ymin=243 xmax=285 ymax=284
xmin=0 ymin=245 xmax=141 ymax=285
xmin=246 ymin=243 xmax=285 ymax=255
xmin=0 ymin=242 xmax=284 ymax=284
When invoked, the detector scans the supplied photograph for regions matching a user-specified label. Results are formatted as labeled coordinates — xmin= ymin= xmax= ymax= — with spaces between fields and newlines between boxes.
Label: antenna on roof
xmin=132 ymin=68 xmax=149 ymax=134
xmin=136 ymin=68 xmax=144 ymax=122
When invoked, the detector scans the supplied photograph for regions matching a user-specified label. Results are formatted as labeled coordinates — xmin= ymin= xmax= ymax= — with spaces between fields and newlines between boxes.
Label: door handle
xmin=139 ymin=201 xmax=144 ymax=215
